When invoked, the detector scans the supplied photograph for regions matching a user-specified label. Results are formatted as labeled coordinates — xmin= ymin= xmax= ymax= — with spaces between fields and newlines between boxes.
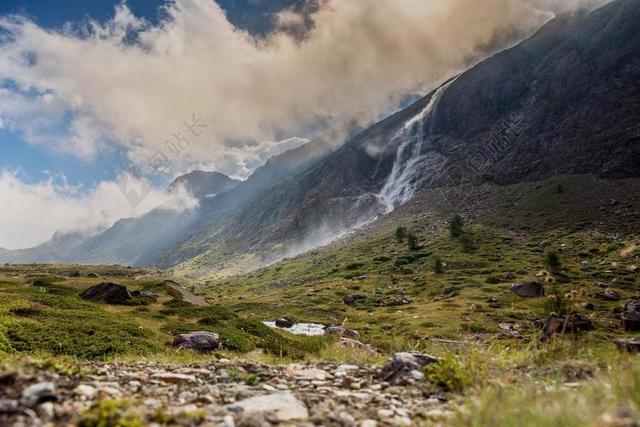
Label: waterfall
xmin=377 ymin=79 xmax=455 ymax=212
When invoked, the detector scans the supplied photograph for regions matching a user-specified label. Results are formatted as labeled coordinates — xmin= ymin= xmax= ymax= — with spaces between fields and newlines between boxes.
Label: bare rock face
xmin=171 ymin=332 xmax=220 ymax=353
xmin=79 ymin=282 xmax=132 ymax=304
xmin=511 ymin=282 xmax=545 ymax=298
xmin=540 ymin=313 xmax=595 ymax=341
xmin=377 ymin=352 xmax=439 ymax=386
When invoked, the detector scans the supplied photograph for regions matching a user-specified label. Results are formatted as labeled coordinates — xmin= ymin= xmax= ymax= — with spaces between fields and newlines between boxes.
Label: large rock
xmin=540 ymin=313 xmax=595 ymax=341
xmin=172 ymin=332 xmax=220 ymax=353
xmin=614 ymin=339 xmax=640 ymax=354
xmin=621 ymin=300 xmax=640 ymax=332
xmin=79 ymin=282 xmax=132 ymax=304
xmin=227 ymin=393 xmax=309 ymax=422
xmin=377 ymin=352 xmax=439 ymax=386
xmin=20 ymin=382 xmax=57 ymax=408
xmin=325 ymin=325 xmax=360 ymax=338
xmin=510 ymin=282 xmax=545 ymax=298
xmin=275 ymin=318 xmax=294 ymax=328
xmin=594 ymin=288 xmax=621 ymax=301
xmin=343 ymin=294 xmax=367 ymax=305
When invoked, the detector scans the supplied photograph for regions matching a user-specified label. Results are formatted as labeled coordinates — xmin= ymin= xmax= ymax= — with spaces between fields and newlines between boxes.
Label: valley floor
xmin=1 ymin=175 xmax=639 ymax=426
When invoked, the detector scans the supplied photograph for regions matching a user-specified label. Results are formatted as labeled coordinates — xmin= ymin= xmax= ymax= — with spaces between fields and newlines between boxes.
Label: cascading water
xmin=378 ymin=79 xmax=455 ymax=212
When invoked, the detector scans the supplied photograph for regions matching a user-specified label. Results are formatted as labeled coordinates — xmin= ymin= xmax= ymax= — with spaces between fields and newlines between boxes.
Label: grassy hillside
xmin=202 ymin=175 xmax=640 ymax=350
xmin=1 ymin=175 xmax=639 ymax=426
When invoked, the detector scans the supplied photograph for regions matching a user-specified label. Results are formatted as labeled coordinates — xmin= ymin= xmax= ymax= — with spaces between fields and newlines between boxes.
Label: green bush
xmin=449 ymin=215 xmax=464 ymax=238
xmin=545 ymin=251 xmax=562 ymax=273
xmin=460 ymin=232 xmax=476 ymax=252
xmin=345 ymin=262 xmax=365 ymax=271
xmin=425 ymin=354 xmax=470 ymax=392
xmin=217 ymin=326 xmax=255 ymax=352
xmin=395 ymin=226 xmax=407 ymax=242
xmin=434 ymin=257 xmax=445 ymax=274
xmin=407 ymin=233 xmax=420 ymax=251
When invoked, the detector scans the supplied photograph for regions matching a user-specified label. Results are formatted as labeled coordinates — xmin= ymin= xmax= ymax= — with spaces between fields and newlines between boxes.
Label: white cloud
xmin=0 ymin=0 xmax=602 ymax=177
xmin=0 ymin=170 xmax=198 ymax=250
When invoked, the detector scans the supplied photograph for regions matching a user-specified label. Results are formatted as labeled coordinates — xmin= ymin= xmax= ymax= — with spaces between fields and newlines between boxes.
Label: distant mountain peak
xmin=169 ymin=170 xmax=240 ymax=200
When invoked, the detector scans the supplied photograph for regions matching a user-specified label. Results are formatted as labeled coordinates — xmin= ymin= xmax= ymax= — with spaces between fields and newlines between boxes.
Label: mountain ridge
xmin=2 ymin=0 xmax=638 ymax=276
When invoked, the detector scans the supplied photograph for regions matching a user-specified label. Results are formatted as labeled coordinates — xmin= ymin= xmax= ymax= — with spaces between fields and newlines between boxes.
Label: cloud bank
xmin=0 ymin=0 xmax=604 ymax=177
xmin=0 ymin=170 xmax=197 ymax=250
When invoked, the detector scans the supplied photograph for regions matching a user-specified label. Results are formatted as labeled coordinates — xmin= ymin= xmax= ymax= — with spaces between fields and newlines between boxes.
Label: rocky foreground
xmin=0 ymin=354 xmax=451 ymax=427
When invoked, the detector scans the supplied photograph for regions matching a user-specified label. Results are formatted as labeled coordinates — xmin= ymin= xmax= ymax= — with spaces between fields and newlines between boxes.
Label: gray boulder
xmin=325 ymin=325 xmax=360 ymax=338
xmin=621 ymin=300 xmax=640 ymax=332
xmin=540 ymin=313 xmax=594 ymax=341
xmin=594 ymin=288 xmax=621 ymax=301
xmin=80 ymin=282 xmax=132 ymax=304
xmin=511 ymin=282 xmax=545 ymax=298
xmin=21 ymin=382 xmax=57 ymax=408
xmin=377 ymin=352 xmax=439 ymax=385
xmin=275 ymin=318 xmax=294 ymax=328
xmin=172 ymin=331 xmax=220 ymax=352
xmin=614 ymin=339 xmax=640 ymax=354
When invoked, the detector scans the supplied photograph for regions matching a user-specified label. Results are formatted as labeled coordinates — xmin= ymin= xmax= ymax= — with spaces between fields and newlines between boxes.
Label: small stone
xmin=21 ymin=382 xmax=57 ymax=408
xmin=74 ymin=384 xmax=97 ymax=398
xmin=284 ymin=365 xmax=330 ymax=381
xmin=151 ymin=373 xmax=197 ymax=384
xmin=36 ymin=402 xmax=55 ymax=421
xmin=223 ymin=415 xmax=236 ymax=427
xmin=377 ymin=409 xmax=395 ymax=419
xmin=227 ymin=393 xmax=308 ymax=422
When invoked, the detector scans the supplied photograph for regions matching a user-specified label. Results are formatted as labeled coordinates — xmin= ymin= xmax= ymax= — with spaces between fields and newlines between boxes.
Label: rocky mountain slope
xmin=167 ymin=0 xmax=640 ymax=276
xmin=169 ymin=171 xmax=240 ymax=200
xmin=2 ymin=0 xmax=638 ymax=276
xmin=0 ymin=232 xmax=94 ymax=264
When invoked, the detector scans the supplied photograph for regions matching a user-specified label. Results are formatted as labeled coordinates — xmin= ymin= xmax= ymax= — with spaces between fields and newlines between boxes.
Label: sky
xmin=0 ymin=0 xmax=606 ymax=250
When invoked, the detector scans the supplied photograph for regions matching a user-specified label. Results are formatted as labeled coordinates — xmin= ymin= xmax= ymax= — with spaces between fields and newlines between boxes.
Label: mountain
xmin=3 ymin=0 xmax=638 ymax=275
xmin=0 ymin=231 xmax=94 ymax=264
xmin=163 ymin=0 xmax=640 ymax=276
xmin=169 ymin=171 xmax=240 ymax=200
xmin=0 ymin=136 xmax=339 ymax=267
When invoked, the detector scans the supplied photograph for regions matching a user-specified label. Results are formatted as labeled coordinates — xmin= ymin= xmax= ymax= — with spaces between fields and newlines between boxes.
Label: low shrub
xmin=425 ymin=354 xmax=470 ymax=393
xmin=8 ymin=308 xmax=161 ymax=359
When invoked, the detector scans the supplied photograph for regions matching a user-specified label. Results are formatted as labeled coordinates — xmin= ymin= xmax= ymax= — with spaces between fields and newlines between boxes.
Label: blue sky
xmin=0 ymin=1 xmax=166 ymax=28
xmin=0 ymin=1 xmax=166 ymax=188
